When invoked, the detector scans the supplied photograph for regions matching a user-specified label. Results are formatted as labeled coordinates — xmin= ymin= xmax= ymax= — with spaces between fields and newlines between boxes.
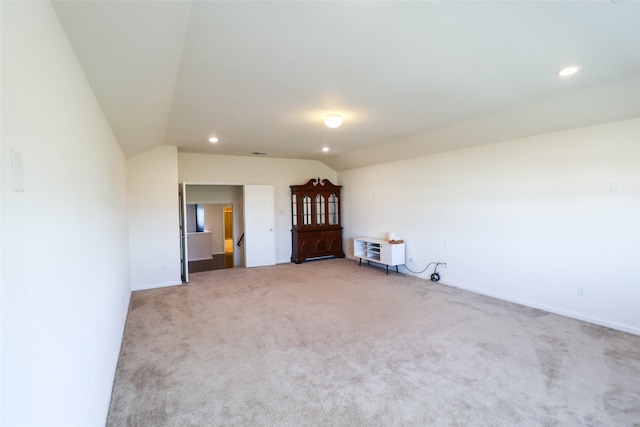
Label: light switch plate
xmin=610 ymin=182 xmax=620 ymax=193
xmin=11 ymin=149 xmax=25 ymax=192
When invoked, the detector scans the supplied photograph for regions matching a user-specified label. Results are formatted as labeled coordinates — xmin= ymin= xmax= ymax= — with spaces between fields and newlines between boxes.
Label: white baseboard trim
xmin=132 ymin=280 xmax=183 ymax=292
xmin=438 ymin=279 xmax=640 ymax=336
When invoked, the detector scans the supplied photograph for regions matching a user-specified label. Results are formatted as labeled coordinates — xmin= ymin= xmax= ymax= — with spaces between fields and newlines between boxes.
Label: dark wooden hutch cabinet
xmin=290 ymin=178 xmax=345 ymax=264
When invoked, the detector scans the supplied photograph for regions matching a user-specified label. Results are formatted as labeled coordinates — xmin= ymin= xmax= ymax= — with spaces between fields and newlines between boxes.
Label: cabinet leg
xmin=386 ymin=265 xmax=389 ymax=275
xmin=359 ymin=258 xmax=362 ymax=266
xmin=396 ymin=265 xmax=399 ymax=274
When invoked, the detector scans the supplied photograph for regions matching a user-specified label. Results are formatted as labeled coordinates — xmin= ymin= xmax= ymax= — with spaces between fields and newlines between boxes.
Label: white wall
xmin=127 ymin=146 xmax=181 ymax=291
xmin=179 ymin=153 xmax=337 ymax=264
xmin=1 ymin=2 xmax=130 ymax=425
xmin=339 ymin=118 xmax=640 ymax=335
xmin=0 ymin=0 xmax=4 ymax=420
xmin=204 ymin=204 xmax=225 ymax=254
xmin=186 ymin=231 xmax=213 ymax=261
xmin=186 ymin=203 xmax=197 ymax=232
xmin=0 ymin=1 xmax=4 ymax=421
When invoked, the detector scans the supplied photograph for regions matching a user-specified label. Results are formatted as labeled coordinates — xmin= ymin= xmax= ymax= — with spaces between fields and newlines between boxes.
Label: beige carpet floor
xmin=107 ymin=259 xmax=640 ymax=426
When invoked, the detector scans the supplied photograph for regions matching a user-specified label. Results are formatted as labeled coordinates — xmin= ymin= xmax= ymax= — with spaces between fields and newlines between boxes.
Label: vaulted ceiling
xmin=52 ymin=1 xmax=640 ymax=171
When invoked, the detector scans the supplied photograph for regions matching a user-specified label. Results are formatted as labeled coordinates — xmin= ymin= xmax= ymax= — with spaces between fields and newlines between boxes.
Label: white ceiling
xmin=52 ymin=1 xmax=640 ymax=171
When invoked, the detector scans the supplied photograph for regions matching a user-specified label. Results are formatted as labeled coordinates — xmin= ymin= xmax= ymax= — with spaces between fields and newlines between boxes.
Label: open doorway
xmin=223 ymin=206 xmax=234 ymax=268
xmin=186 ymin=203 xmax=236 ymax=273
xmin=180 ymin=184 xmax=245 ymax=282
xmin=179 ymin=183 xmax=275 ymax=282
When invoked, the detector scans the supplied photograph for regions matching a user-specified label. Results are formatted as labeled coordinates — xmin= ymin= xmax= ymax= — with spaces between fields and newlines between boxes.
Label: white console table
xmin=353 ymin=237 xmax=405 ymax=274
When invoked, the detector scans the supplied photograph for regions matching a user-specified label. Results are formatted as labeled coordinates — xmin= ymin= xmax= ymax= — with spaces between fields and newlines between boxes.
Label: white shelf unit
xmin=353 ymin=237 xmax=405 ymax=274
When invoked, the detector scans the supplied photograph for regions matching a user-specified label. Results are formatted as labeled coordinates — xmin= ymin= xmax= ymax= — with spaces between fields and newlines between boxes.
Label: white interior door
xmin=179 ymin=182 xmax=189 ymax=282
xmin=243 ymin=185 xmax=276 ymax=267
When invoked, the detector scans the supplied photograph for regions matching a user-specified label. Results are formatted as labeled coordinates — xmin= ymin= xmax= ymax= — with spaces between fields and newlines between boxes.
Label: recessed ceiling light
xmin=324 ymin=114 xmax=343 ymax=128
xmin=208 ymin=137 xmax=219 ymax=143
xmin=322 ymin=147 xmax=330 ymax=152
xmin=556 ymin=66 xmax=580 ymax=77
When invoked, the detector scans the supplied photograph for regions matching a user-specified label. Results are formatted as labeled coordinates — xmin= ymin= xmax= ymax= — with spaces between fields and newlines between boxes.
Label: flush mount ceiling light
xmin=556 ymin=66 xmax=580 ymax=77
xmin=323 ymin=114 xmax=343 ymax=128
xmin=322 ymin=147 xmax=330 ymax=152
xmin=208 ymin=137 xmax=219 ymax=143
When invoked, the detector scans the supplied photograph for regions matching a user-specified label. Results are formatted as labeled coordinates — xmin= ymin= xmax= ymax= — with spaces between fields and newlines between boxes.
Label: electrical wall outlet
xmin=577 ymin=285 xmax=586 ymax=297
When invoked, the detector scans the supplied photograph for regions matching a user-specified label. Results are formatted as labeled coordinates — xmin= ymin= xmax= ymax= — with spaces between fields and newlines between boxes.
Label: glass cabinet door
xmin=302 ymin=195 xmax=312 ymax=226
xmin=328 ymin=194 xmax=339 ymax=225
xmin=291 ymin=192 xmax=297 ymax=226
xmin=315 ymin=194 xmax=326 ymax=225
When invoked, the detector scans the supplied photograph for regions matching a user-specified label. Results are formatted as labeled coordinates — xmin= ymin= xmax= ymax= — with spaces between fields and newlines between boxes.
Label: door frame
xmin=179 ymin=182 xmax=189 ymax=283
xmin=222 ymin=204 xmax=233 ymax=255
